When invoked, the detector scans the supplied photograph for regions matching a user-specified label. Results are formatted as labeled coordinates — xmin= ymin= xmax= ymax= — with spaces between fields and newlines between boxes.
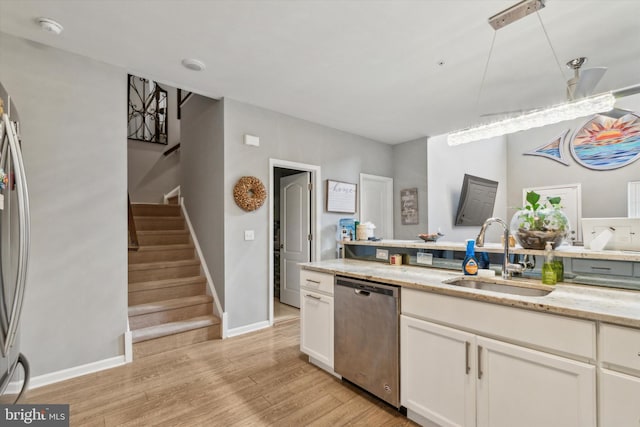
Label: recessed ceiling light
xmin=37 ymin=17 xmax=64 ymax=35
xmin=181 ymin=58 xmax=206 ymax=71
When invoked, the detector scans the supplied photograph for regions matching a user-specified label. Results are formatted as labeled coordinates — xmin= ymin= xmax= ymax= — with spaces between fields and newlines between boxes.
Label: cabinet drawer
xmin=402 ymin=288 xmax=596 ymax=360
xmin=634 ymin=263 xmax=640 ymax=278
xmin=300 ymin=269 xmax=334 ymax=295
xmin=600 ymin=323 xmax=640 ymax=374
xmin=571 ymin=259 xmax=633 ymax=277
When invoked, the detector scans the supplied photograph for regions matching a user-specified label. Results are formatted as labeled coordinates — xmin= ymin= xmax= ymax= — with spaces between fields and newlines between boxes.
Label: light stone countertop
xmin=343 ymin=239 xmax=640 ymax=262
xmin=301 ymin=258 xmax=640 ymax=328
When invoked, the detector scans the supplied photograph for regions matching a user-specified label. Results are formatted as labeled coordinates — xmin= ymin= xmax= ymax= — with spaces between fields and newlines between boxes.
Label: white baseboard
xmin=226 ymin=320 xmax=270 ymax=338
xmin=222 ymin=312 xmax=229 ymax=338
xmin=124 ymin=330 xmax=133 ymax=363
xmin=7 ymin=355 xmax=126 ymax=393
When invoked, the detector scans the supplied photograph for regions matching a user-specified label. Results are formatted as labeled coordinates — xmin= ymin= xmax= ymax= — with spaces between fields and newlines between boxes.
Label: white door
xmin=476 ymin=336 xmax=596 ymax=427
xmin=280 ymin=172 xmax=311 ymax=308
xmin=401 ymin=315 xmax=477 ymax=427
xmin=524 ymin=184 xmax=582 ymax=243
xmin=360 ymin=173 xmax=393 ymax=239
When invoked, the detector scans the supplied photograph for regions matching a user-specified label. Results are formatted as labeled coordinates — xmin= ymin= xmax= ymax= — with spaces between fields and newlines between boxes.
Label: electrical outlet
xmin=376 ymin=249 xmax=389 ymax=260
xmin=417 ymin=252 xmax=433 ymax=265
xmin=244 ymin=230 xmax=255 ymax=241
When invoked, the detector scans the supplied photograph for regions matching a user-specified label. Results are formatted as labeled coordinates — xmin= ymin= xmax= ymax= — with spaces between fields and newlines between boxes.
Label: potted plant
xmin=509 ymin=191 xmax=570 ymax=249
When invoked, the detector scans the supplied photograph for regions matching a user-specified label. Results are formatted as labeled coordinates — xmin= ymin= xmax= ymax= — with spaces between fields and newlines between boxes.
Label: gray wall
xmin=0 ymin=33 xmax=127 ymax=376
xmin=427 ymin=134 xmax=508 ymax=243
xmin=180 ymin=95 xmax=226 ymax=309
xmin=127 ymin=83 xmax=181 ymax=203
xmin=223 ymin=98 xmax=393 ymax=329
xmin=392 ymin=138 xmax=428 ymax=239
xmin=506 ymin=93 xmax=640 ymax=220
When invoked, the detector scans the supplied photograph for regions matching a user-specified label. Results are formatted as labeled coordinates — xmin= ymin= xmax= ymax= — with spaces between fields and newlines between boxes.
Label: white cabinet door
xmin=600 ymin=369 xmax=640 ymax=427
xmin=401 ymin=315 xmax=476 ymax=427
xmin=300 ymin=290 xmax=333 ymax=368
xmin=476 ymin=336 xmax=596 ymax=427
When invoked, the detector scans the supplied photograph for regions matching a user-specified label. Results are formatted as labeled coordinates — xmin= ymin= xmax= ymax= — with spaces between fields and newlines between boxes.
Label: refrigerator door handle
xmin=1 ymin=114 xmax=30 ymax=355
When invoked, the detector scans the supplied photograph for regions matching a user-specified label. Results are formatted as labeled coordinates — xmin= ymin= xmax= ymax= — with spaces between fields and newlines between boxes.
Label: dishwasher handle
xmin=354 ymin=289 xmax=370 ymax=297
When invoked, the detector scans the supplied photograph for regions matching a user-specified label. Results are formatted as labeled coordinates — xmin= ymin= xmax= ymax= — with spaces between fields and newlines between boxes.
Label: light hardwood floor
xmin=274 ymin=298 xmax=299 ymax=324
xmin=24 ymin=320 xmax=416 ymax=426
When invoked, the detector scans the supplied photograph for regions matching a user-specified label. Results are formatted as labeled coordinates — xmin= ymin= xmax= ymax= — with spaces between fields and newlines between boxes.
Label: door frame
xmin=268 ymin=159 xmax=321 ymax=326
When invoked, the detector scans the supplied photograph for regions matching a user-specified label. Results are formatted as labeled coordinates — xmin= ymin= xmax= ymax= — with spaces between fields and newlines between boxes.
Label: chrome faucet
xmin=475 ymin=217 xmax=522 ymax=279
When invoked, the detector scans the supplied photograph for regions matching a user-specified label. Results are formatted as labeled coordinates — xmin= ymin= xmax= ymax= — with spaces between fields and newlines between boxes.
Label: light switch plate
xmin=244 ymin=230 xmax=255 ymax=241
xmin=376 ymin=249 xmax=389 ymax=260
xmin=417 ymin=252 xmax=433 ymax=265
xmin=244 ymin=134 xmax=260 ymax=147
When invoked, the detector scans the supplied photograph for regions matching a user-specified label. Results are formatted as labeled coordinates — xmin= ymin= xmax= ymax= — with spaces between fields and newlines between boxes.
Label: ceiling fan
xmin=565 ymin=57 xmax=606 ymax=100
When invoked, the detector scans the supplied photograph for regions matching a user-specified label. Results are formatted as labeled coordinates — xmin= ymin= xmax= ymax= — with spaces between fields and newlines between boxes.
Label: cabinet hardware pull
xmin=305 ymin=294 xmax=321 ymax=300
xmin=478 ymin=346 xmax=483 ymax=380
xmin=306 ymin=279 xmax=321 ymax=284
xmin=465 ymin=341 xmax=471 ymax=374
xmin=590 ymin=266 xmax=611 ymax=271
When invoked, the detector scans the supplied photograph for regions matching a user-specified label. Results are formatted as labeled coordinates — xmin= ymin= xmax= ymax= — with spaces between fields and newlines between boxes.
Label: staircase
xmin=128 ymin=203 xmax=221 ymax=358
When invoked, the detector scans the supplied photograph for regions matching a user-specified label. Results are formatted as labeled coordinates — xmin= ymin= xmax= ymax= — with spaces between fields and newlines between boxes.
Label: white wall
xmin=223 ymin=98 xmax=393 ymax=329
xmin=392 ymin=137 xmax=428 ymax=239
xmin=180 ymin=95 xmax=226 ymax=309
xmin=127 ymin=83 xmax=181 ymax=203
xmin=427 ymin=134 xmax=508 ymax=243
xmin=507 ymin=93 xmax=640 ymax=220
xmin=0 ymin=33 xmax=128 ymax=376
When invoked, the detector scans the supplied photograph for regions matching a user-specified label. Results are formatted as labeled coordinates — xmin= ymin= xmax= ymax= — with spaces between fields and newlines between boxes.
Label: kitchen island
xmin=300 ymin=253 xmax=640 ymax=427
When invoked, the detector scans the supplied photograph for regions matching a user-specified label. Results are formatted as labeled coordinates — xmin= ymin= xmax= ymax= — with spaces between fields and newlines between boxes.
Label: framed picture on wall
xmin=401 ymin=188 xmax=419 ymax=225
xmin=326 ymin=180 xmax=357 ymax=213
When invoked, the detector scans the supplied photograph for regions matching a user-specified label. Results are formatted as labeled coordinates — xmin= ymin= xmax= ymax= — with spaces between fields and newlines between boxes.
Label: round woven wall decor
xmin=233 ymin=176 xmax=267 ymax=212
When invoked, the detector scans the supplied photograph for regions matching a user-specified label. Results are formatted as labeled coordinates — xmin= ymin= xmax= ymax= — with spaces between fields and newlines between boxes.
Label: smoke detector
xmin=181 ymin=58 xmax=206 ymax=71
xmin=37 ymin=18 xmax=64 ymax=35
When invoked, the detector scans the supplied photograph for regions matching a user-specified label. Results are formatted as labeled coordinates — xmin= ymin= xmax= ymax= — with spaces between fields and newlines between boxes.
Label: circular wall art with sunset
xmin=570 ymin=111 xmax=640 ymax=170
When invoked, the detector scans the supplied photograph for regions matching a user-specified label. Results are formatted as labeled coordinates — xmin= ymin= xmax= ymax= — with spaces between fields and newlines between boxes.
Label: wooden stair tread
xmin=132 ymin=315 xmax=220 ymax=343
xmin=131 ymin=203 xmax=181 ymax=217
xmin=133 ymin=243 xmax=194 ymax=252
xmin=128 ymin=276 xmax=206 ymax=293
xmin=136 ymin=230 xmax=189 ymax=235
xmin=128 ymin=259 xmax=199 ymax=272
xmin=129 ymin=295 xmax=213 ymax=317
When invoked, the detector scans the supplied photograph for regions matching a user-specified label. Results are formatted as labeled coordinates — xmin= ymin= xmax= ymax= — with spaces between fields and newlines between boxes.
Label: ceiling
xmin=1 ymin=0 xmax=640 ymax=144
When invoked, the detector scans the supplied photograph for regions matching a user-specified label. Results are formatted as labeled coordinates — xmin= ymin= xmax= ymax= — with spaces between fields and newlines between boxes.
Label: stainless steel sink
xmin=443 ymin=277 xmax=553 ymax=297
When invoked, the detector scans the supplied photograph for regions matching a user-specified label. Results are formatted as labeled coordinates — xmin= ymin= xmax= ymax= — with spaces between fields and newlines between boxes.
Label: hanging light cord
xmin=475 ymin=30 xmax=497 ymax=114
xmin=536 ymin=10 xmax=567 ymax=85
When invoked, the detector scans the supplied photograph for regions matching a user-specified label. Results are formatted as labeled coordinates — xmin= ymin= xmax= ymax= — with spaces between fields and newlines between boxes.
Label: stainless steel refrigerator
xmin=0 ymin=82 xmax=31 ymax=403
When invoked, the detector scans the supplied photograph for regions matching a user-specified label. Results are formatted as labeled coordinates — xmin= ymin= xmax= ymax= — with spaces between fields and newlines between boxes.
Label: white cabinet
xmin=299 ymin=270 xmax=334 ymax=370
xmin=599 ymin=323 xmax=640 ymax=427
xmin=401 ymin=315 xmax=475 ymax=427
xmin=600 ymin=369 xmax=640 ymax=427
xmin=476 ymin=336 xmax=595 ymax=427
xmin=401 ymin=289 xmax=596 ymax=427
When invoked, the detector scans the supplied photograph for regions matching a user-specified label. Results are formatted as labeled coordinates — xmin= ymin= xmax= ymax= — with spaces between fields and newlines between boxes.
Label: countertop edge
xmin=301 ymin=260 xmax=640 ymax=328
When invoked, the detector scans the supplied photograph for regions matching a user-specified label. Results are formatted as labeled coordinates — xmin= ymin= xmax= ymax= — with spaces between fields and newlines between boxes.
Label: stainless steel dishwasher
xmin=334 ymin=275 xmax=400 ymax=408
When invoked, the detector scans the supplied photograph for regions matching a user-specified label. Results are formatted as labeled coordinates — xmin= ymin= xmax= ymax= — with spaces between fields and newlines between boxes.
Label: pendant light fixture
xmin=447 ymin=0 xmax=616 ymax=146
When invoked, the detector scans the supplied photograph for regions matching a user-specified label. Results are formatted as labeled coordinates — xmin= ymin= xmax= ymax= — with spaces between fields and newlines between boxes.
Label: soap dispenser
xmin=462 ymin=239 xmax=479 ymax=276
xmin=541 ymin=241 xmax=557 ymax=285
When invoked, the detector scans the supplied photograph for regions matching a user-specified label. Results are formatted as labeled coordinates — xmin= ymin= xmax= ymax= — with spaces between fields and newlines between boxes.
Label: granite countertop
xmin=301 ymin=259 xmax=640 ymax=328
xmin=342 ymin=239 xmax=640 ymax=262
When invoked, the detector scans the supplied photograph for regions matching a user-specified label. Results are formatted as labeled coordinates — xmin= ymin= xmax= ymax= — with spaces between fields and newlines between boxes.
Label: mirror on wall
xmin=127 ymin=74 xmax=168 ymax=144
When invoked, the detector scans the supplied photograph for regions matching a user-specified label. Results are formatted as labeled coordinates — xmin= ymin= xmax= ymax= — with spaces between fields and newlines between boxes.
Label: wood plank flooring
xmin=24 ymin=319 xmax=416 ymax=426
